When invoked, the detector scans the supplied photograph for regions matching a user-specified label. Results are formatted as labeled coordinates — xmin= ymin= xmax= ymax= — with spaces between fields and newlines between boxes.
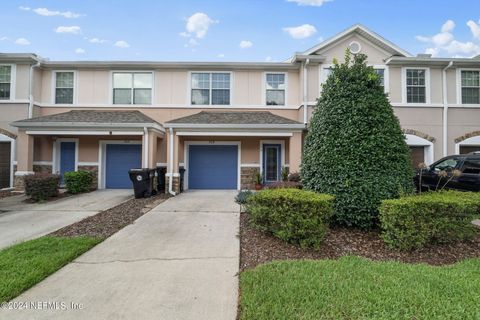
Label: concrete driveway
xmin=0 ymin=189 xmax=133 ymax=249
xmin=3 ymin=190 xmax=240 ymax=320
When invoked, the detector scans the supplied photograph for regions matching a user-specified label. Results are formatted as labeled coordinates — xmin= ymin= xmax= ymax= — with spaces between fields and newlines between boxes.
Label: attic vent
xmin=348 ymin=41 xmax=361 ymax=54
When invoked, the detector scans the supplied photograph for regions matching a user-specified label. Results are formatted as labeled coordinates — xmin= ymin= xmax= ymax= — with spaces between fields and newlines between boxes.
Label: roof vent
xmin=416 ymin=53 xmax=432 ymax=58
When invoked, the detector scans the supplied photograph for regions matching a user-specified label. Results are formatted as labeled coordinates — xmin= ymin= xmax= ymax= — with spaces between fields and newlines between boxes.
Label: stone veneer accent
xmin=78 ymin=165 xmax=99 ymax=190
xmin=165 ymin=176 xmax=180 ymax=194
xmin=455 ymin=131 xmax=480 ymax=143
xmin=402 ymin=129 xmax=436 ymax=143
xmin=33 ymin=164 xmax=52 ymax=174
xmin=241 ymin=166 xmax=259 ymax=190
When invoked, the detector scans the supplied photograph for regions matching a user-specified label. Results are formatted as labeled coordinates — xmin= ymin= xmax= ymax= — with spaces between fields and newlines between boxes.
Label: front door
xmin=60 ymin=141 xmax=76 ymax=184
xmin=263 ymin=144 xmax=281 ymax=183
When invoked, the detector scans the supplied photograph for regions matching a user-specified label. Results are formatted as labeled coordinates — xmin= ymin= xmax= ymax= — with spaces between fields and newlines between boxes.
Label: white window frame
xmin=456 ymin=68 xmax=480 ymax=106
xmin=110 ymin=71 xmax=154 ymax=105
xmin=401 ymin=67 xmax=431 ymax=105
xmin=52 ymin=70 xmax=77 ymax=105
xmin=0 ymin=64 xmax=16 ymax=101
xmin=183 ymin=141 xmax=241 ymax=190
xmin=263 ymin=72 xmax=288 ymax=106
xmin=188 ymin=71 xmax=233 ymax=106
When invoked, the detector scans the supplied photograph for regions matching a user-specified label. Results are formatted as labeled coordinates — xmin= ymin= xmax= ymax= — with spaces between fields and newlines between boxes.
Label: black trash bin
xmin=179 ymin=168 xmax=186 ymax=192
xmin=129 ymin=168 xmax=156 ymax=199
xmin=156 ymin=167 xmax=167 ymax=193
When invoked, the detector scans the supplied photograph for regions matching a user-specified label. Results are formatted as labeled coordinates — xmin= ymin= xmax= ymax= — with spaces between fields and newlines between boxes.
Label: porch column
xmin=14 ymin=130 xmax=34 ymax=190
xmin=165 ymin=128 xmax=180 ymax=194
xmin=289 ymin=131 xmax=303 ymax=173
xmin=147 ymin=131 xmax=160 ymax=168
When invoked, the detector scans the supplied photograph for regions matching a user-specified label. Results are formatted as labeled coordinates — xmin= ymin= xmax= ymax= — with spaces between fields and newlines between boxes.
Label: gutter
xmin=168 ymin=128 xmax=176 ymax=196
xmin=442 ymin=61 xmax=454 ymax=156
xmin=303 ymin=58 xmax=310 ymax=124
xmin=28 ymin=60 xmax=41 ymax=118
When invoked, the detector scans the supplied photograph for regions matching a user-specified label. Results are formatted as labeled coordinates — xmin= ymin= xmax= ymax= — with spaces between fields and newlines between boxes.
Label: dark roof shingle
xmin=166 ymin=111 xmax=302 ymax=125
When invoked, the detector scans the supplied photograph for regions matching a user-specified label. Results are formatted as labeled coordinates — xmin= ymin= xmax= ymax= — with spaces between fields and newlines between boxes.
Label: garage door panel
xmin=188 ymin=145 xmax=237 ymax=189
xmin=0 ymin=142 xmax=10 ymax=189
xmin=105 ymin=144 xmax=142 ymax=189
xmin=409 ymin=146 xmax=425 ymax=169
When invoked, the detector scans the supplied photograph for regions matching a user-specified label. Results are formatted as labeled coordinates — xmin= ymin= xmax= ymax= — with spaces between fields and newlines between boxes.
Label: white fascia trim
xmin=175 ymin=131 xmax=294 ymax=137
xmin=16 ymin=122 xmax=165 ymax=132
xmin=401 ymin=67 xmax=431 ymax=105
xmin=33 ymin=102 xmax=303 ymax=110
xmin=165 ymin=123 xmax=305 ymax=129
xmin=184 ymin=140 xmax=241 ymax=190
xmin=25 ymin=130 xmax=144 ymax=136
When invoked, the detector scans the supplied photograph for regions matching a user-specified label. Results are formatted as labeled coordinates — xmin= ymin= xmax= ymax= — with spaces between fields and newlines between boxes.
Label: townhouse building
xmin=1 ymin=24 xmax=480 ymax=193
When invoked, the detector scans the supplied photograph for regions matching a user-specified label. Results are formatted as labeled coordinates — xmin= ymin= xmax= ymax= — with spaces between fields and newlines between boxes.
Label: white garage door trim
xmin=184 ymin=141 xmax=241 ymax=191
xmin=98 ymin=140 xmax=142 ymax=189
xmin=405 ymin=134 xmax=434 ymax=165
xmin=455 ymin=135 xmax=480 ymax=155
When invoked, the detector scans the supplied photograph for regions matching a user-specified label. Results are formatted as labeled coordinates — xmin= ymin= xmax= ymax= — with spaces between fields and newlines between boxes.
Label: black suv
xmin=415 ymin=152 xmax=480 ymax=192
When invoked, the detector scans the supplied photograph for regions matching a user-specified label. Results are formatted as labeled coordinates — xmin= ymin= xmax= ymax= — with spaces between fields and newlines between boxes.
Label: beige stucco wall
xmin=0 ymin=104 xmax=29 ymax=135
xmin=15 ymin=64 xmax=30 ymax=100
xmin=77 ymin=70 xmax=110 ymax=104
xmin=448 ymin=108 xmax=480 ymax=154
xmin=307 ymin=65 xmax=320 ymax=102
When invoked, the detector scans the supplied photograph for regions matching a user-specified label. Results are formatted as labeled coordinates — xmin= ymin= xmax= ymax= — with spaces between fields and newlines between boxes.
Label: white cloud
xmin=15 ymin=38 xmax=30 ymax=45
xmin=416 ymin=20 xmax=480 ymax=57
xmin=286 ymin=0 xmax=332 ymax=6
xmin=265 ymin=56 xmax=272 ymax=62
xmin=283 ymin=24 xmax=317 ymax=39
xmin=467 ymin=20 xmax=480 ymax=40
xmin=19 ymin=6 xmax=30 ymax=11
xmin=217 ymin=53 xmax=225 ymax=58
xmin=88 ymin=37 xmax=107 ymax=44
xmin=75 ymin=48 xmax=85 ymax=54
xmin=184 ymin=12 xmax=217 ymax=39
xmin=114 ymin=40 xmax=130 ymax=48
xmin=239 ymin=40 xmax=253 ymax=49
xmin=0 ymin=36 xmax=9 ymax=41
xmin=55 ymin=26 xmax=81 ymax=34
xmin=33 ymin=7 xmax=81 ymax=18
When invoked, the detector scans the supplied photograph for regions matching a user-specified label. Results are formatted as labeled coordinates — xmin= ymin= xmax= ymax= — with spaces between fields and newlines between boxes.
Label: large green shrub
xmin=24 ymin=174 xmax=60 ymax=201
xmin=379 ymin=191 xmax=479 ymax=250
xmin=301 ymin=51 xmax=413 ymax=229
xmin=246 ymin=188 xmax=334 ymax=249
xmin=64 ymin=170 xmax=94 ymax=194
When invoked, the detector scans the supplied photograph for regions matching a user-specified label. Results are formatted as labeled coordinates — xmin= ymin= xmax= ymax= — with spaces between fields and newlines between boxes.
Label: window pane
xmin=433 ymin=158 xmax=459 ymax=172
xmin=266 ymin=73 xmax=285 ymax=90
xmin=191 ymin=89 xmax=209 ymax=105
xmin=134 ymin=73 xmax=152 ymax=88
xmin=462 ymin=159 xmax=480 ymax=174
xmin=134 ymin=89 xmax=152 ymax=104
xmin=191 ymin=73 xmax=210 ymax=89
xmin=113 ymin=88 xmax=132 ymax=104
xmin=462 ymin=88 xmax=480 ymax=104
xmin=0 ymin=83 xmax=10 ymax=100
xmin=113 ymin=73 xmax=133 ymax=88
xmin=266 ymin=90 xmax=285 ymax=105
xmin=212 ymin=73 xmax=230 ymax=89
xmin=212 ymin=89 xmax=230 ymax=105
xmin=265 ymin=147 xmax=279 ymax=181
xmin=55 ymin=88 xmax=73 ymax=104
xmin=406 ymin=69 xmax=425 ymax=86
xmin=461 ymin=71 xmax=480 ymax=87
xmin=0 ymin=66 xmax=11 ymax=83
xmin=374 ymin=69 xmax=385 ymax=86
xmin=407 ymin=86 xmax=426 ymax=103
xmin=56 ymin=72 xmax=74 ymax=88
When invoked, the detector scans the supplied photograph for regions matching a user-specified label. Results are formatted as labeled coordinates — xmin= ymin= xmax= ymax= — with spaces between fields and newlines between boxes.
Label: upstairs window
xmin=113 ymin=72 xmax=152 ymax=105
xmin=461 ymin=70 xmax=480 ymax=104
xmin=55 ymin=72 xmax=74 ymax=104
xmin=266 ymin=73 xmax=286 ymax=106
xmin=191 ymin=72 xmax=230 ymax=105
xmin=374 ymin=68 xmax=385 ymax=88
xmin=0 ymin=65 xmax=12 ymax=100
xmin=406 ymin=69 xmax=426 ymax=103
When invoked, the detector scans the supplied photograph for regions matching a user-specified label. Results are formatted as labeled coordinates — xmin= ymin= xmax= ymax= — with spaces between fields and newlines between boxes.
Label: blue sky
xmin=1 ymin=0 xmax=480 ymax=61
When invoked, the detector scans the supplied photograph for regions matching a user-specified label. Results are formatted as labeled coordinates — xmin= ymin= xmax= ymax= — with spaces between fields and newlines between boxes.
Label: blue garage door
xmin=188 ymin=145 xmax=238 ymax=189
xmin=105 ymin=144 xmax=142 ymax=189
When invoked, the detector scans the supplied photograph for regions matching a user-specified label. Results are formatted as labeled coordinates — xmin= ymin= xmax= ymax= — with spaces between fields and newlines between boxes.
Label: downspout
xmin=28 ymin=60 xmax=41 ymax=118
xmin=143 ymin=127 xmax=149 ymax=168
xmin=303 ymin=59 xmax=310 ymax=124
xmin=168 ymin=128 xmax=176 ymax=196
xmin=442 ymin=61 xmax=454 ymax=156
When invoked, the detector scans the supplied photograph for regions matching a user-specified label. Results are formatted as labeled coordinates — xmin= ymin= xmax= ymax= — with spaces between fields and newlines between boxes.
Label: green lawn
xmin=240 ymin=256 xmax=480 ymax=320
xmin=0 ymin=236 xmax=102 ymax=302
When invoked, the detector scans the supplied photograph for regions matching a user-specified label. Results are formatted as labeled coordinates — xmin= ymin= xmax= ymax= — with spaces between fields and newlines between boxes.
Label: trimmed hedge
xmin=64 ymin=170 xmax=94 ymax=194
xmin=246 ymin=188 xmax=334 ymax=249
xmin=24 ymin=174 xmax=60 ymax=201
xmin=265 ymin=181 xmax=302 ymax=189
xmin=380 ymin=191 xmax=479 ymax=250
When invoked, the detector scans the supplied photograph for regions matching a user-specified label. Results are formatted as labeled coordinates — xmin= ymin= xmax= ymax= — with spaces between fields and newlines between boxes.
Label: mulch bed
xmin=240 ymin=212 xmax=480 ymax=271
xmin=51 ymin=193 xmax=168 ymax=238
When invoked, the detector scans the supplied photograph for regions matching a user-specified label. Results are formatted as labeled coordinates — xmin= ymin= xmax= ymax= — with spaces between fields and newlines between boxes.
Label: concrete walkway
xmin=0 ymin=189 xmax=132 ymax=249
xmin=2 ymin=190 xmax=240 ymax=320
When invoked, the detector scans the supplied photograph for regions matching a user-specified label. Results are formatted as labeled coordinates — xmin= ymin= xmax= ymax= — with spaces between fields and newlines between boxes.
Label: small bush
xmin=235 ymin=190 xmax=254 ymax=212
xmin=265 ymin=181 xmax=302 ymax=189
xmin=380 ymin=191 xmax=479 ymax=250
xmin=64 ymin=171 xmax=94 ymax=194
xmin=24 ymin=174 xmax=60 ymax=201
xmin=246 ymin=188 xmax=334 ymax=249
xmin=287 ymin=172 xmax=300 ymax=182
